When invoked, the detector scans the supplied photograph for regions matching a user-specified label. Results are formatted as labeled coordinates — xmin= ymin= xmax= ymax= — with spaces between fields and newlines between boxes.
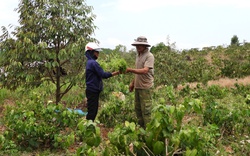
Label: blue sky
xmin=1 ymin=0 xmax=250 ymax=50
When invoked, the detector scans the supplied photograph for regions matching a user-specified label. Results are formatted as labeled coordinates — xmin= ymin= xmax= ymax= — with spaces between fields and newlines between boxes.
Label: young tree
xmin=0 ymin=0 xmax=97 ymax=104
xmin=230 ymin=35 xmax=240 ymax=46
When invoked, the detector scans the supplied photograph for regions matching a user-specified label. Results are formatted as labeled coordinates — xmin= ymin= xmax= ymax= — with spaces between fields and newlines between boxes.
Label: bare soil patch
xmin=177 ymin=76 xmax=250 ymax=90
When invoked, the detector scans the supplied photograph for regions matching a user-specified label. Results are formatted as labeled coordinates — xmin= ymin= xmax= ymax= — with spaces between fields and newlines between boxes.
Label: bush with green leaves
xmin=103 ymin=101 xmax=214 ymax=155
xmin=97 ymin=94 xmax=136 ymax=128
xmin=3 ymin=101 xmax=79 ymax=149
xmin=0 ymin=91 xmax=101 ymax=152
xmin=110 ymin=58 xmax=127 ymax=73
xmin=99 ymin=57 xmax=127 ymax=73
xmin=76 ymin=120 xmax=101 ymax=155
xmin=0 ymin=0 xmax=96 ymax=104
xmin=106 ymin=121 xmax=145 ymax=155
xmin=2 ymin=41 xmax=250 ymax=155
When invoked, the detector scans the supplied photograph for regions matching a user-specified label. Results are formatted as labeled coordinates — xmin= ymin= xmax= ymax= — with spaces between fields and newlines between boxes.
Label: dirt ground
xmin=177 ymin=75 xmax=250 ymax=90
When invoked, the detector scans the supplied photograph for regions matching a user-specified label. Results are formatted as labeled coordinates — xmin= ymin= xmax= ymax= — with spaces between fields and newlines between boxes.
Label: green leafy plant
xmin=2 ymin=92 xmax=82 ymax=150
xmin=99 ymin=58 xmax=127 ymax=73
xmin=98 ymin=95 xmax=136 ymax=128
xmin=107 ymin=121 xmax=144 ymax=155
xmin=0 ymin=0 xmax=96 ymax=104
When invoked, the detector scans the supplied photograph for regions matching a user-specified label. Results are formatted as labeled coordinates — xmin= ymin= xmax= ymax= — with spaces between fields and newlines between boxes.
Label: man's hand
xmin=129 ymin=82 xmax=134 ymax=92
xmin=126 ymin=68 xmax=132 ymax=73
xmin=112 ymin=71 xmax=120 ymax=76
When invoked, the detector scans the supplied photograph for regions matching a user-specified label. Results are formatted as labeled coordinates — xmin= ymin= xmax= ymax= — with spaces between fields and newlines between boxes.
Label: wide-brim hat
xmin=131 ymin=36 xmax=151 ymax=47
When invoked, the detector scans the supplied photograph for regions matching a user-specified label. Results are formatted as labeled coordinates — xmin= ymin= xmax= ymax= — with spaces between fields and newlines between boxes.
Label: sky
xmin=1 ymin=0 xmax=250 ymax=51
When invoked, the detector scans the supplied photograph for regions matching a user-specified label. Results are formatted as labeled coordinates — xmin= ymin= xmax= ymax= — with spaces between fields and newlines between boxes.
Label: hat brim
xmin=92 ymin=48 xmax=102 ymax=52
xmin=131 ymin=42 xmax=151 ymax=47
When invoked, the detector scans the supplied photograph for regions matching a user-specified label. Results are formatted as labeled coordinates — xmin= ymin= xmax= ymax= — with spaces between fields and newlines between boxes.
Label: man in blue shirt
xmin=85 ymin=42 xmax=120 ymax=121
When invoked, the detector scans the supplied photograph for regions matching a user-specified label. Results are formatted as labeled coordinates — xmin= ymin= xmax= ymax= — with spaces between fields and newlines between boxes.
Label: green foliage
xmin=186 ymin=57 xmax=216 ymax=84
xmin=107 ymin=121 xmax=143 ymax=155
xmin=0 ymin=88 xmax=14 ymax=105
xmin=142 ymin=99 xmax=211 ymax=155
xmin=151 ymin=42 xmax=170 ymax=54
xmin=0 ymin=0 xmax=96 ymax=104
xmin=77 ymin=120 xmax=101 ymax=147
xmin=98 ymin=95 xmax=136 ymax=128
xmin=218 ymin=44 xmax=250 ymax=78
xmin=115 ymin=58 xmax=127 ymax=73
xmin=0 ymin=92 xmax=105 ymax=155
xmin=231 ymin=83 xmax=250 ymax=97
xmin=100 ymin=58 xmax=127 ymax=73
xmin=0 ymin=136 xmax=18 ymax=155
xmin=3 ymin=102 xmax=78 ymax=149
xmin=98 ymin=46 xmax=128 ymax=73
xmin=245 ymin=94 xmax=250 ymax=104
xmin=53 ymin=132 xmax=75 ymax=149
xmin=1 ymin=38 xmax=250 ymax=155
xmin=205 ymin=85 xmax=228 ymax=99
xmin=230 ymin=35 xmax=240 ymax=46
xmin=1 ymin=81 xmax=250 ymax=155
xmin=154 ymin=46 xmax=188 ymax=87
xmin=202 ymin=86 xmax=250 ymax=135
xmin=175 ymin=126 xmax=210 ymax=156
xmin=153 ymin=41 xmax=250 ymax=88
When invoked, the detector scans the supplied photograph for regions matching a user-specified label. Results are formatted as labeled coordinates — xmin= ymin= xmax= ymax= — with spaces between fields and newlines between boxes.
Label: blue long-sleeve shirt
xmin=85 ymin=53 xmax=112 ymax=92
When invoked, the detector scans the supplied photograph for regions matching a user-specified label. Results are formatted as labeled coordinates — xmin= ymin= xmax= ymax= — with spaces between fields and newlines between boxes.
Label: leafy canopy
xmin=0 ymin=0 xmax=97 ymax=103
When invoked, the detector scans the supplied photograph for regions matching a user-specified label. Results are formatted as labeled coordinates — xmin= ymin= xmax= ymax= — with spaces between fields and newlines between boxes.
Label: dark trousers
xmin=86 ymin=90 xmax=100 ymax=121
xmin=135 ymin=88 xmax=152 ymax=129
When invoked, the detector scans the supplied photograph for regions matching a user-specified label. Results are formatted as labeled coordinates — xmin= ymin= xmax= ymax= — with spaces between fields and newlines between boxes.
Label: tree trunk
xmin=56 ymin=66 xmax=61 ymax=105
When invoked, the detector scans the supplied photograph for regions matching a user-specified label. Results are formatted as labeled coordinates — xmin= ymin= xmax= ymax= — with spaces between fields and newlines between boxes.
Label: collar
xmin=138 ymin=48 xmax=149 ymax=56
